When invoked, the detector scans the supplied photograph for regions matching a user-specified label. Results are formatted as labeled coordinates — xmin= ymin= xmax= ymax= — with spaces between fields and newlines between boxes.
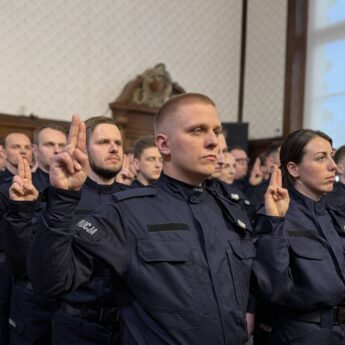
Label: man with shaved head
xmin=28 ymin=93 xmax=254 ymax=345
xmin=0 ymin=132 xmax=33 ymax=184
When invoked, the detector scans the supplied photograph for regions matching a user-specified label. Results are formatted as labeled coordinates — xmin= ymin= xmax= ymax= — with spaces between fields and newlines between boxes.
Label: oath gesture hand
xmin=49 ymin=114 xmax=88 ymax=190
xmin=115 ymin=154 xmax=135 ymax=185
xmin=249 ymin=157 xmax=264 ymax=186
xmin=264 ymin=165 xmax=290 ymax=217
xmin=9 ymin=157 xmax=39 ymax=201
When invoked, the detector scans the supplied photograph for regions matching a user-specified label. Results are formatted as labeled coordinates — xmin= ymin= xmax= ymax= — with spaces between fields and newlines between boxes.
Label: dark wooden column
xmin=283 ymin=0 xmax=308 ymax=136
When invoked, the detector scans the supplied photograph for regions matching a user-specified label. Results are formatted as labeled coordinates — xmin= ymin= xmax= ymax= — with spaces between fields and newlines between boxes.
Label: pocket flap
xmin=138 ymin=239 xmax=190 ymax=262
xmin=229 ymin=239 xmax=256 ymax=259
xmin=289 ymin=238 xmax=326 ymax=260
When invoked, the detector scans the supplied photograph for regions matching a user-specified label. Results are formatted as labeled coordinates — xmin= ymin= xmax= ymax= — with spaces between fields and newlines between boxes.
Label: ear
xmin=133 ymin=158 xmax=140 ymax=171
xmin=32 ymin=144 xmax=38 ymax=155
xmin=155 ymin=134 xmax=170 ymax=156
xmin=287 ymin=161 xmax=299 ymax=178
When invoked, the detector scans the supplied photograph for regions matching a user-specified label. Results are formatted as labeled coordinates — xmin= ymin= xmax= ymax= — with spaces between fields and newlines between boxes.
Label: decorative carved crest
xmin=115 ymin=64 xmax=185 ymax=108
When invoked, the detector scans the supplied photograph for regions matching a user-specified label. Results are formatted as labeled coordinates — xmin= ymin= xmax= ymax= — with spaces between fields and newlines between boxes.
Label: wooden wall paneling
xmin=0 ymin=113 xmax=70 ymax=143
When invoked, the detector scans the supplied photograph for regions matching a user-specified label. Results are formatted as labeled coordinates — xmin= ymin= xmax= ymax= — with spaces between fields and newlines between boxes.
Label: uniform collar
xmin=131 ymin=179 xmax=145 ymax=188
xmin=85 ymin=176 xmax=121 ymax=193
xmin=157 ymin=173 xmax=206 ymax=203
xmin=289 ymin=188 xmax=326 ymax=216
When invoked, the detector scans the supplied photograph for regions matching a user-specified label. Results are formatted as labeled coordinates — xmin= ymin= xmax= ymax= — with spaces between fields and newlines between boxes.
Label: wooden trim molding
xmin=283 ymin=0 xmax=308 ymax=136
xmin=238 ymin=0 xmax=248 ymax=122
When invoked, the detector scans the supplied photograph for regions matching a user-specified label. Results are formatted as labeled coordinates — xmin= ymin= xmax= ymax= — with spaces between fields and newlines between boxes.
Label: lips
xmin=325 ymin=176 xmax=335 ymax=183
xmin=106 ymin=156 xmax=121 ymax=162
xmin=204 ymin=155 xmax=217 ymax=161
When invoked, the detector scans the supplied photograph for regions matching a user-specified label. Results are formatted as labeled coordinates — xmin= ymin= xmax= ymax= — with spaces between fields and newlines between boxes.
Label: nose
xmin=217 ymin=151 xmax=225 ymax=166
xmin=20 ymin=148 xmax=28 ymax=156
xmin=329 ymin=157 xmax=337 ymax=171
xmin=54 ymin=144 xmax=62 ymax=154
xmin=109 ymin=142 xmax=119 ymax=153
xmin=206 ymin=131 xmax=218 ymax=149
xmin=155 ymin=159 xmax=162 ymax=168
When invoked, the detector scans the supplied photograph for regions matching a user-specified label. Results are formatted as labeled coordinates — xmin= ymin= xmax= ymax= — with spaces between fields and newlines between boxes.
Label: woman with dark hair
xmin=253 ymin=129 xmax=345 ymax=344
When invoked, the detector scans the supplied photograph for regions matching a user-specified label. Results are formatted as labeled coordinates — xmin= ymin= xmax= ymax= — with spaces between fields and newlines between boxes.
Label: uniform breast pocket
xmin=289 ymin=237 xmax=326 ymax=260
xmin=135 ymin=238 xmax=194 ymax=311
xmin=227 ymin=238 xmax=256 ymax=309
xmin=288 ymin=236 xmax=334 ymax=298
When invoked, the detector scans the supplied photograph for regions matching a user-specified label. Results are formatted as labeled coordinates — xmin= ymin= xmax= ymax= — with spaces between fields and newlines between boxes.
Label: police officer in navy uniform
xmin=324 ymin=145 xmax=345 ymax=210
xmin=1 ymin=126 xmax=66 ymax=345
xmin=4 ymin=118 xmax=127 ymax=345
xmin=0 ymin=132 xmax=34 ymax=345
xmin=28 ymin=93 xmax=255 ymax=345
xmin=131 ymin=135 xmax=162 ymax=188
xmin=48 ymin=116 xmax=127 ymax=345
xmin=207 ymin=133 xmax=255 ymax=221
xmin=253 ymin=129 xmax=345 ymax=345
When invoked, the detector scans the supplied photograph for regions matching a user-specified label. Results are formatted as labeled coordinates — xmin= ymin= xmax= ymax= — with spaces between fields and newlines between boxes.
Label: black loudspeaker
xmin=221 ymin=122 xmax=249 ymax=151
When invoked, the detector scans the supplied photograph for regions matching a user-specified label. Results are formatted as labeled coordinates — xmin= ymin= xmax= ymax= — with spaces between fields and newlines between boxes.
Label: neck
xmin=294 ymin=182 xmax=322 ymax=201
xmin=38 ymin=164 xmax=49 ymax=174
xmin=5 ymin=162 xmax=17 ymax=175
xmin=163 ymin=167 xmax=205 ymax=187
xmin=88 ymin=170 xmax=115 ymax=185
xmin=136 ymin=174 xmax=153 ymax=186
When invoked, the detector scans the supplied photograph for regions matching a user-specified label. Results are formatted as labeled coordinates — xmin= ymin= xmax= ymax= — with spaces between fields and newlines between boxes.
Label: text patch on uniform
xmin=76 ymin=219 xmax=104 ymax=241
xmin=147 ymin=223 xmax=189 ymax=232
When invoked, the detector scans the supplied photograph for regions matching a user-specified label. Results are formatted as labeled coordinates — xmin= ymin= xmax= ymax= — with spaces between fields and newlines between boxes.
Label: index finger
xmin=277 ymin=166 xmax=282 ymax=187
xmin=23 ymin=158 xmax=32 ymax=182
xmin=122 ymin=154 xmax=129 ymax=170
xmin=269 ymin=164 xmax=278 ymax=186
xmin=17 ymin=156 xmax=25 ymax=179
xmin=76 ymin=120 xmax=86 ymax=153
xmin=67 ymin=114 xmax=81 ymax=147
xmin=254 ymin=157 xmax=261 ymax=169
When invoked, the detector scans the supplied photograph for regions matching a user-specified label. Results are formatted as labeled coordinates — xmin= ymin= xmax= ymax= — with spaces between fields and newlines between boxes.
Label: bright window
xmin=304 ymin=0 xmax=345 ymax=148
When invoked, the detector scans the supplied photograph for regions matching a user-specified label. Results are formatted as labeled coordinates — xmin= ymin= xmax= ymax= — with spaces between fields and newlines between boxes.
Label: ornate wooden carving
xmin=110 ymin=64 xmax=185 ymax=149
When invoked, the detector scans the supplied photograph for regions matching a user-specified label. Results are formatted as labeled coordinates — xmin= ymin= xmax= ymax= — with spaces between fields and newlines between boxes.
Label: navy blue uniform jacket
xmin=28 ymin=173 xmax=255 ymax=345
xmin=253 ymin=188 xmax=345 ymax=310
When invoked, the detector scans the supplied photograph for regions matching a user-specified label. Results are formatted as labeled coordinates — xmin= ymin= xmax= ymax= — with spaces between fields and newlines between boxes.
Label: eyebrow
xmin=313 ymin=151 xmax=331 ymax=156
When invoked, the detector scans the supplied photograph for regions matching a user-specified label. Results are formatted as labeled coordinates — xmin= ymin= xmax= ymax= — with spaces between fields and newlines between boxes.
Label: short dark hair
xmin=154 ymin=93 xmax=216 ymax=135
xmin=266 ymin=142 xmax=282 ymax=157
xmin=333 ymin=145 xmax=345 ymax=164
xmin=133 ymin=136 xmax=156 ymax=159
xmin=228 ymin=145 xmax=247 ymax=154
xmin=84 ymin=116 xmax=120 ymax=146
xmin=33 ymin=125 xmax=67 ymax=145
xmin=280 ymin=129 xmax=332 ymax=188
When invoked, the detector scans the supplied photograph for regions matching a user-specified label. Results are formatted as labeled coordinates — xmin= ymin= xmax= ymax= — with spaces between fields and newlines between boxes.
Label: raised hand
xmin=249 ymin=157 xmax=264 ymax=186
xmin=264 ymin=165 xmax=290 ymax=217
xmin=10 ymin=157 xmax=39 ymax=201
xmin=49 ymin=114 xmax=88 ymax=190
xmin=115 ymin=154 xmax=135 ymax=185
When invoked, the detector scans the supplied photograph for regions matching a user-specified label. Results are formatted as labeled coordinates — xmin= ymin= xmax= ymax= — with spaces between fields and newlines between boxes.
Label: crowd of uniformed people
xmin=0 ymin=93 xmax=345 ymax=345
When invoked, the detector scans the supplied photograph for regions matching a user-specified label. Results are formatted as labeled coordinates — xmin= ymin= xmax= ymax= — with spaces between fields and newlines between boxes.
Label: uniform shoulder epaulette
xmin=112 ymin=186 xmax=158 ymax=201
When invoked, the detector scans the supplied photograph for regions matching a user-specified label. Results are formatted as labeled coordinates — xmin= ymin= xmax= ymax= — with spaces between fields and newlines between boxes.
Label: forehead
xmin=174 ymin=103 xmax=221 ymax=128
xmin=141 ymin=146 xmax=161 ymax=157
xmin=39 ymin=128 xmax=66 ymax=142
xmin=304 ymin=136 xmax=332 ymax=154
xmin=91 ymin=123 xmax=121 ymax=139
xmin=6 ymin=133 xmax=31 ymax=146
xmin=224 ymin=152 xmax=235 ymax=163
xmin=231 ymin=149 xmax=247 ymax=158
